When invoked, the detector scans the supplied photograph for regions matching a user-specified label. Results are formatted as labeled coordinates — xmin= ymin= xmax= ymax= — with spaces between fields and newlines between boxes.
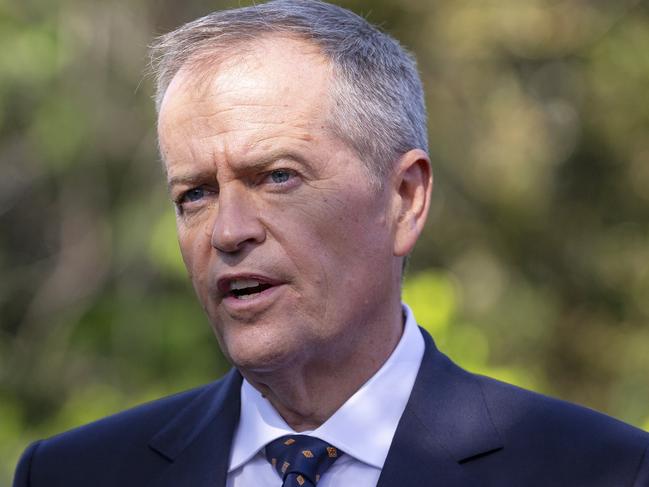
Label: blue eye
xmin=269 ymin=170 xmax=292 ymax=184
xmin=183 ymin=188 xmax=205 ymax=202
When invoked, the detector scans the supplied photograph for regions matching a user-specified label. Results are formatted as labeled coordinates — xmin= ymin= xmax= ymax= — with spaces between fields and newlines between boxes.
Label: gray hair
xmin=150 ymin=0 xmax=428 ymax=178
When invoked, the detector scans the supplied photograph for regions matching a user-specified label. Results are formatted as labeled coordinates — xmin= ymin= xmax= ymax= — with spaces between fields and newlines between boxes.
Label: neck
xmin=240 ymin=301 xmax=404 ymax=431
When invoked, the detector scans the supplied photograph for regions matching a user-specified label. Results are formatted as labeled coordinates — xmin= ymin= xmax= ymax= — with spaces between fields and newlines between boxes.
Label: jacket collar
xmin=147 ymin=369 xmax=242 ymax=487
xmin=377 ymin=328 xmax=503 ymax=486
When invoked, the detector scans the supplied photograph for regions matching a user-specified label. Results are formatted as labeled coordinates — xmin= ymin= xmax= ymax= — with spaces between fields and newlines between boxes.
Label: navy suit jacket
xmin=14 ymin=329 xmax=649 ymax=486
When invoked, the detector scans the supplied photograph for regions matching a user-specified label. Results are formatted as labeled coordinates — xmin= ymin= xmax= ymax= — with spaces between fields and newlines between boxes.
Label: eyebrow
xmin=167 ymin=172 xmax=209 ymax=189
xmin=166 ymin=151 xmax=309 ymax=189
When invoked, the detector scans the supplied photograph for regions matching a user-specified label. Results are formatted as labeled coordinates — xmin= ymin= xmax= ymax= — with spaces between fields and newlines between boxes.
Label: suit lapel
xmin=377 ymin=329 xmax=503 ymax=487
xmin=147 ymin=369 xmax=243 ymax=487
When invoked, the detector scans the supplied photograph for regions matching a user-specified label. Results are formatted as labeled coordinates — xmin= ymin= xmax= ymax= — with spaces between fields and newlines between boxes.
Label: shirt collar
xmin=228 ymin=303 xmax=425 ymax=471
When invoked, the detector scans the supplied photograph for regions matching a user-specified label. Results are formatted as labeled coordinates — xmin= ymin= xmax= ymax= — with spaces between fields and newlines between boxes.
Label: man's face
xmin=157 ymin=37 xmax=403 ymax=372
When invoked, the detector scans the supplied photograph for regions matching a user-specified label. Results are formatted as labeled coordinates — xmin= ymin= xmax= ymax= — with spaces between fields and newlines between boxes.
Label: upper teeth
xmin=229 ymin=279 xmax=261 ymax=291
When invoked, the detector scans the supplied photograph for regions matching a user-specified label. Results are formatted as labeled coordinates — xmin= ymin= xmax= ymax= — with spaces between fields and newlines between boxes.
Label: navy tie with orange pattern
xmin=265 ymin=435 xmax=343 ymax=486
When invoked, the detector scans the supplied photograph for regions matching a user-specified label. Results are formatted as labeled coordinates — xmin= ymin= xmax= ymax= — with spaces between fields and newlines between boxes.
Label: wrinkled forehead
xmin=158 ymin=35 xmax=335 ymax=123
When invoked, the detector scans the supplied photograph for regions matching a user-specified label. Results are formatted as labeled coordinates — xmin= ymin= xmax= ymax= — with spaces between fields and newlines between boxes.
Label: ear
xmin=391 ymin=149 xmax=433 ymax=257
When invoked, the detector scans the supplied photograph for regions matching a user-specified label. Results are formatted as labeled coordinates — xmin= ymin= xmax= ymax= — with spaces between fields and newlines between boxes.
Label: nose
xmin=209 ymin=185 xmax=265 ymax=253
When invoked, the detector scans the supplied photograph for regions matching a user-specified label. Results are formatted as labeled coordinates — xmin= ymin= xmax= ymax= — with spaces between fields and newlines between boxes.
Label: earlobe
xmin=392 ymin=149 xmax=433 ymax=257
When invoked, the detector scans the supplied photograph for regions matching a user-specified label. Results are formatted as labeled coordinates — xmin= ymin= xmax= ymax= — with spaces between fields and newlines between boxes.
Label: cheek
xmin=266 ymin=188 xmax=390 ymax=274
xmin=314 ymin=192 xmax=388 ymax=253
xmin=176 ymin=219 xmax=211 ymax=280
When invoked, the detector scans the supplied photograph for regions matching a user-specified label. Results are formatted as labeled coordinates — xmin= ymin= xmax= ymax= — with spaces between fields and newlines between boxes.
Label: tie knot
xmin=265 ymin=435 xmax=343 ymax=486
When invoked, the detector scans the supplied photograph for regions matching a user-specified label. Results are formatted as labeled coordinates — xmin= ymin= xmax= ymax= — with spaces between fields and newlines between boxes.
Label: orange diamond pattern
xmin=265 ymin=435 xmax=344 ymax=486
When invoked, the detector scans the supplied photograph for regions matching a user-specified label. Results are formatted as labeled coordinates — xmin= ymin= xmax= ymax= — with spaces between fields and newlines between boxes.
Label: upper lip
xmin=216 ymin=273 xmax=283 ymax=296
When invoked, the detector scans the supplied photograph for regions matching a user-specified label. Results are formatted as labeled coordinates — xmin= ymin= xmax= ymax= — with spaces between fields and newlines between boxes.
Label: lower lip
xmin=222 ymin=284 xmax=285 ymax=313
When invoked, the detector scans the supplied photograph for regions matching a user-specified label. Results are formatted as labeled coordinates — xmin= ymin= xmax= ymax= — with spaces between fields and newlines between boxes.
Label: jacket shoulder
xmin=44 ymin=382 xmax=212 ymax=447
xmin=473 ymin=372 xmax=649 ymax=485
xmin=476 ymin=373 xmax=648 ymax=443
xmin=13 ymin=376 xmax=235 ymax=487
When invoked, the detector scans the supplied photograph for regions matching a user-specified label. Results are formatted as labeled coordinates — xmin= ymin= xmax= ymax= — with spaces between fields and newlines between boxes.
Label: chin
xmin=214 ymin=323 xmax=300 ymax=373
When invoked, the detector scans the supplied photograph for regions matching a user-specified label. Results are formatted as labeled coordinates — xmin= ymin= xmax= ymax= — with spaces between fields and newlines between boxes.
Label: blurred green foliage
xmin=2 ymin=0 xmax=649 ymax=483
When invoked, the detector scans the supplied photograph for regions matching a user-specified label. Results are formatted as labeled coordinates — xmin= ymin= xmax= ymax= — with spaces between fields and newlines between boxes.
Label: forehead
xmin=158 ymin=36 xmax=334 ymax=134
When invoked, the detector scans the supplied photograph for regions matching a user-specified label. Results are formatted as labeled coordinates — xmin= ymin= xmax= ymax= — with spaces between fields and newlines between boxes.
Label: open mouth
xmin=226 ymin=278 xmax=276 ymax=300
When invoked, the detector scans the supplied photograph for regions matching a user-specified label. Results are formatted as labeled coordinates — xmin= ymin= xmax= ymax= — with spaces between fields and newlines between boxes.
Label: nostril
xmin=211 ymin=222 xmax=266 ymax=253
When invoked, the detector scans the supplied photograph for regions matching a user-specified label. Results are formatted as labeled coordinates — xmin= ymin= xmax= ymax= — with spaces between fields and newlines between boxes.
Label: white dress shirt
xmin=226 ymin=304 xmax=425 ymax=487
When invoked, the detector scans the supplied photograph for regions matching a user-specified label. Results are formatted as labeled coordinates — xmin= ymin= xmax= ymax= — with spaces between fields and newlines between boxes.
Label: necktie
xmin=265 ymin=435 xmax=343 ymax=486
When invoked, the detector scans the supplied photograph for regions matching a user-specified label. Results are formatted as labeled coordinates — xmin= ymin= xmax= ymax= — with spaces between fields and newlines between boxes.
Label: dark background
xmin=2 ymin=0 xmax=649 ymax=482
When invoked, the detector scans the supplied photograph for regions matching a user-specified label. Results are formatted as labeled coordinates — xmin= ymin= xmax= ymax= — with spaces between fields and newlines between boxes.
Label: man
xmin=13 ymin=1 xmax=649 ymax=486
